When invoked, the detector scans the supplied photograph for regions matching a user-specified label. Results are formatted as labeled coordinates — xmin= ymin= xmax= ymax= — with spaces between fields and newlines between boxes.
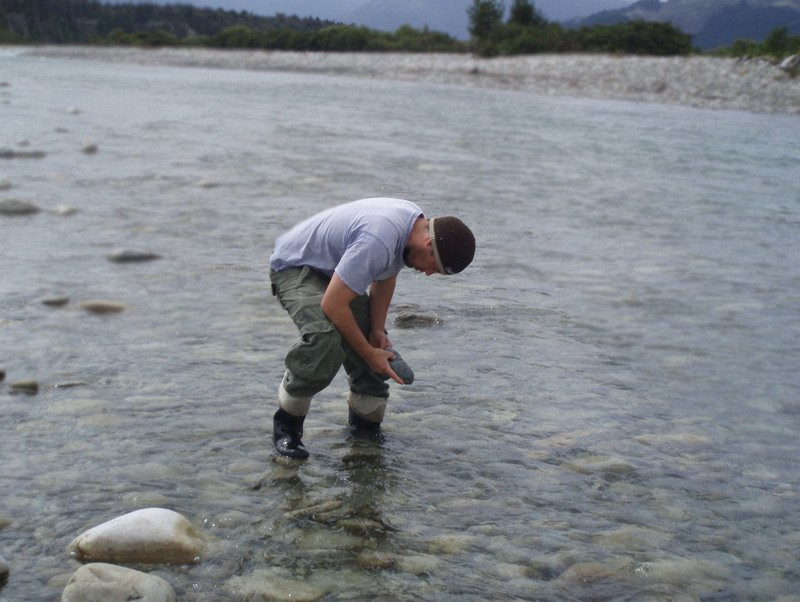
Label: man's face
xmin=404 ymin=238 xmax=438 ymax=275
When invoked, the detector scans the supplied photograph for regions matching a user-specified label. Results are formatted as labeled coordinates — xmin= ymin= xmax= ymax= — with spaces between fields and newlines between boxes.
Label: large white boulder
xmin=61 ymin=562 xmax=177 ymax=602
xmin=67 ymin=508 xmax=207 ymax=565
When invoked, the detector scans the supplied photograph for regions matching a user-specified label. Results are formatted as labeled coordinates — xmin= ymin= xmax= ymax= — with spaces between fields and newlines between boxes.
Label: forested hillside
xmin=576 ymin=0 xmax=800 ymax=49
xmin=0 ymin=0 xmax=332 ymax=43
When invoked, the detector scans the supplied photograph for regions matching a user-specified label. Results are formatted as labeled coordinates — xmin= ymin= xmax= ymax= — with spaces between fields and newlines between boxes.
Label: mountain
xmin=574 ymin=0 xmax=800 ymax=49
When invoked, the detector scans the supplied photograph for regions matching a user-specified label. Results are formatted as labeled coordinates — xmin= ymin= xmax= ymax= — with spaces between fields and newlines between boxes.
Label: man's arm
xmin=321 ymin=274 xmax=402 ymax=384
xmin=367 ymin=276 xmax=396 ymax=350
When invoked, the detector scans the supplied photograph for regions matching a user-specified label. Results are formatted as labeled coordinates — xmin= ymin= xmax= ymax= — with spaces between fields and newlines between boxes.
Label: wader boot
xmin=273 ymin=408 xmax=309 ymax=460
xmin=348 ymin=407 xmax=382 ymax=431
xmin=347 ymin=392 xmax=386 ymax=432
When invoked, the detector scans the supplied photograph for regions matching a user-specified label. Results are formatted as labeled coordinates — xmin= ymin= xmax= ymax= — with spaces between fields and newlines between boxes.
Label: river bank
xmin=14 ymin=45 xmax=800 ymax=114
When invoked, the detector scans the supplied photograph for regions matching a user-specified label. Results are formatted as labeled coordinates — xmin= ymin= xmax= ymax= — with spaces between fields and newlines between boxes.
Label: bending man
xmin=268 ymin=197 xmax=475 ymax=459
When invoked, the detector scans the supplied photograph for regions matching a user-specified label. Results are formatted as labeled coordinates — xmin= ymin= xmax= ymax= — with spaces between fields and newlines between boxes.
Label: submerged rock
xmin=67 ymin=508 xmax=208 ymax=565
xmin=562 ymin=456 xmax=636 ymax=476
xmin=0 ymin=179 xmax=11 ymax=191
xmin=396 ymin=553 xmax=442 ymax=576
xmin=10 ymin=380 xmax=39 ymax=395
xmin=61 ymin=563 xmax=177 ymax=602
xmin=42 ymin=296 xmax=70 ymax=307
xmin=106 ymin=249 xmax=161 ymax=263
xmin=635 ymin=433 xmax=711 ymax=447
xmin=0 ymin=369 xmax=4 ymax=382
xmin=78 ymin=300 xmax=126 ymax=315
xmin=81 ymin=143 xmax=99 ymax=155
xmin=0 ymin=198 xmax=40 ymax=216
xmin=355 ymin=549 xmax=395 ymax=570
xmin=226 ymin=569 xmax=326 ymax=601
xmin=394 ymin=312 xmax=442 ymax=328
xmin=0 ymin=553 xmax=8 ymax=586
xmin=0 ymin=148 xmax=46 ymax=159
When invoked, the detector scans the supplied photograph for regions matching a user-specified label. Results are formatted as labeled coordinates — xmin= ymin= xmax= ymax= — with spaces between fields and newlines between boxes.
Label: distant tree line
xmin=0 ymin=0 xmax=742 ymax=57
xmin=0 ymin=0 xmax=332 ymax=43
xmin=467 ymin=0 xmax=694 ymax=56
xmin=711 ymin=26 xmax=800 ymax=58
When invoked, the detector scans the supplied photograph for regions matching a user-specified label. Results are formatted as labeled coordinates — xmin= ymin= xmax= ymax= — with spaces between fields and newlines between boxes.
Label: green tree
xmin=763 ymin=26 xmax=789 ymax=56
xmin=508 ymin=0 xmax=546 ymax=28
xmin=468 ymin=0 xmax=504 ymax=39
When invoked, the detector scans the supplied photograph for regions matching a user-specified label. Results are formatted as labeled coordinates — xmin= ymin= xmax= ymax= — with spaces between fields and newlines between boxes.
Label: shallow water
xmin=1 ymin=48 xmax=799 ymax=600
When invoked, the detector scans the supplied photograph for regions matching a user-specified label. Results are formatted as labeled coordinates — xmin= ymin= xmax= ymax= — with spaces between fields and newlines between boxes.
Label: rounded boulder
xmin=62 ymin=563 xmax=177 ymax=602
xmin=67 ymin=508 xmax=207 ymax=565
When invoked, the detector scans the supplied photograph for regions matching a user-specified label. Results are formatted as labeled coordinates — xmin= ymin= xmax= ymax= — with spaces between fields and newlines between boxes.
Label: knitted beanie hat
xmin=428 ymin=216 xmax=476 ymax=275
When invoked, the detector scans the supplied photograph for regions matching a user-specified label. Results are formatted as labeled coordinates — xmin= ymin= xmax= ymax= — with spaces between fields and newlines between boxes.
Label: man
xmin=268 ymin=197 xmax=475 ymax=459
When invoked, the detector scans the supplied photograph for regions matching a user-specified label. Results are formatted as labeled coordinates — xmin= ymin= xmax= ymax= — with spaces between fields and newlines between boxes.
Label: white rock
xmin=67 ymin=508 xmax=207 ymax=564
xmin=52 ymin=204 xmax=79 ymax=216
xmin=61 ymin=563 xmax=177 ymax=602
xmin=779 ymin=54 xmax=799 ymax=75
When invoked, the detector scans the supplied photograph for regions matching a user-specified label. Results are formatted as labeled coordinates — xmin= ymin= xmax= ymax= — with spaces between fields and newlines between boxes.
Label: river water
xmin=1 ymin=48 xmax=799 ymax=600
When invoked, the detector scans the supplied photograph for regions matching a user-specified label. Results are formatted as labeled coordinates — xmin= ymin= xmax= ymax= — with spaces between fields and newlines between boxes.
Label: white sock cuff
xmin=279 ymin=379 xmax=311 ymax=417
xmin=347 ymin=391 xmax=388 ymax=423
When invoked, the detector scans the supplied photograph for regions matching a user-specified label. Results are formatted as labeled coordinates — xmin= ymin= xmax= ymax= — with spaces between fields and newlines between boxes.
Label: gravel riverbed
xmin=19 ymin=45 xmax=800 ymax=114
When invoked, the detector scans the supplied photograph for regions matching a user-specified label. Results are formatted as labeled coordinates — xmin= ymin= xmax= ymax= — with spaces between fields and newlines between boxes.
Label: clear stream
xmin=1 ymin=49 xmax=799 ymax=600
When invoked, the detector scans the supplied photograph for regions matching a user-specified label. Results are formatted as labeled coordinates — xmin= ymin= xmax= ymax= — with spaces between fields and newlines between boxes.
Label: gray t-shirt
xmin=269 ymin=198 xmax=422 ymax=295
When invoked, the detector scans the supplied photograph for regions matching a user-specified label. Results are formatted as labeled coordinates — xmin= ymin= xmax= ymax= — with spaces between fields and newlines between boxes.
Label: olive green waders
xmin=270 ymin=266 xmax=390 ymax=425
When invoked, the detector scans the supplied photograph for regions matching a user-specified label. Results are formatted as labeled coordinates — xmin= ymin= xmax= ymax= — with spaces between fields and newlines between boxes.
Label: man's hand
xmin=322 ymin=274 xmax=404 ymax=384
xmin=368 ymin=329 xmax=391 ymax=350
xmin=365 ymin=346 xmax=402 ymax=384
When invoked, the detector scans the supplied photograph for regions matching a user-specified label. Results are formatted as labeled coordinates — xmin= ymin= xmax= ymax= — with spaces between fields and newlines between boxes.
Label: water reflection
xmin=256 ymin=430 xmax=397 ymax=574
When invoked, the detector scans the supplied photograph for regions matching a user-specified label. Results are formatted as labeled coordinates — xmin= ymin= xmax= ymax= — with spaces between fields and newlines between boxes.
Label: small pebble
xmin=42 ymin=296 xmax=70 ymax=307
xmin=0 ymin=198 xmax=40 ymax=216
xmin=54 ymin=381 xmax=87 ymax=389
xmin=0 ymin=148 xmax=46 ymax=159
xmin=106 ymin=249 xmax=161 ymax=263
xmin=81 ymin=143 xmax=98 ymax=155
xmin=52 ymin=204 xmax=79 ymax=216
xmin=10 ymin=380 xmax=39 ymax=395
xmin=78 ymin=300 xmax=126 ymax=315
